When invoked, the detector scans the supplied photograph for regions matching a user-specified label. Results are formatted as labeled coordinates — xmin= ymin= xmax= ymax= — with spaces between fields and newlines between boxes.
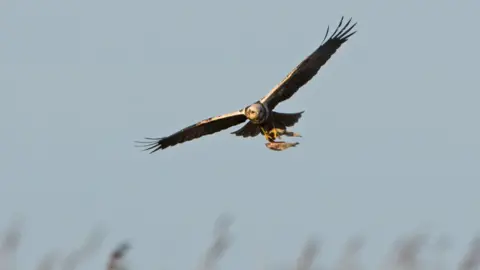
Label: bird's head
xmin=246 ymin=104 xmax=263 ymax=120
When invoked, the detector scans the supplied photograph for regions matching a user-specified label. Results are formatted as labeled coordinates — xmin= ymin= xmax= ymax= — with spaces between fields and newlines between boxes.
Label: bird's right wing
xmin=136 ymin=110 xmax=247 ymax=153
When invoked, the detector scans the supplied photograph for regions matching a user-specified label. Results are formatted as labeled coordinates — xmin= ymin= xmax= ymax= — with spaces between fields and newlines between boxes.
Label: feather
xmin=260 ymin=17 xmax=357 ymax=110
xmin=136 ymin=110 xmax=247 ymax=152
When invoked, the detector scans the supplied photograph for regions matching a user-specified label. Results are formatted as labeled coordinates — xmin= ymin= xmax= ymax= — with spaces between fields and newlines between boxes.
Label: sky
xmin=1 ymin=0 xmax=480 ymax=269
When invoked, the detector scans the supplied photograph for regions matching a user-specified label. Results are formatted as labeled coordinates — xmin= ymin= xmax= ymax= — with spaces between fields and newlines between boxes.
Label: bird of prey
xmin=137 ymin=16 xmax=357 ymax=153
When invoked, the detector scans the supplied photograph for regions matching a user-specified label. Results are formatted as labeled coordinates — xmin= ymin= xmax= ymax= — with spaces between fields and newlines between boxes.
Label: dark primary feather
xmin=261 ymin=16 xmax=357 ymax=110
xmin=136 ymin=112 xmax=247 ymax=153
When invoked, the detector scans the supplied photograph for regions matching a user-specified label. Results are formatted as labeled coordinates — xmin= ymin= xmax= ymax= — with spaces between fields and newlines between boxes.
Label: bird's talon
xmin=272 ymin=129 xmax=278 ymax=140
xmin=267 ymin=128 xmax=281 ymax=142
xmin=260 ymin=126 xmax=272 ymax=142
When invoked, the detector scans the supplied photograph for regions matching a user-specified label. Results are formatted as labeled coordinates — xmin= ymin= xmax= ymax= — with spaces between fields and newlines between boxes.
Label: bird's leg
xmin=269 ymin=123 xmax=280 ymax=141
xmin=270 ymin=129 xmax=279 ymax=141
xmin=260 ymin=126 xmax=274 ymax=142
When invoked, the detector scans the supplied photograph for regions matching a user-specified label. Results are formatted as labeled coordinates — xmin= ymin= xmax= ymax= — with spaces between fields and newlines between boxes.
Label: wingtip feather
xmin=134 ymin=137 xmax=166 ymax=153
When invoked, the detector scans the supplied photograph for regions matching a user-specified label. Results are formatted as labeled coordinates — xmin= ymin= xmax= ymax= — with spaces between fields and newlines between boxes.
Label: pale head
xmin=245 ymin=103 xmax=265 ymax=122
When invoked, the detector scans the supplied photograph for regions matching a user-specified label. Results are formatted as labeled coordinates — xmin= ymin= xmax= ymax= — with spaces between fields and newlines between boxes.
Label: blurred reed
xmin=1 ymin=215 xmax=479 ymax=270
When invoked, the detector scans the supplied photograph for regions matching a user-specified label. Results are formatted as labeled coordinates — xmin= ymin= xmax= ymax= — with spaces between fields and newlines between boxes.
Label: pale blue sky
xmin=1 ymin=0 xmax=480 ymax=269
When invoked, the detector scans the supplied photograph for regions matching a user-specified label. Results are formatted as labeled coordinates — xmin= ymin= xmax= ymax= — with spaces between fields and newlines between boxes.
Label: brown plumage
xmin=137 ymin=17 xmax=357 ymax=152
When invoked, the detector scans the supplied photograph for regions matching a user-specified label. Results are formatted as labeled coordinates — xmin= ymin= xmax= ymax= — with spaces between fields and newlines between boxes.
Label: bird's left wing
xmin=136 ymin=110 xmax=247 ymax=153
xmin=260 ymin=17 xmax=357 ymax=110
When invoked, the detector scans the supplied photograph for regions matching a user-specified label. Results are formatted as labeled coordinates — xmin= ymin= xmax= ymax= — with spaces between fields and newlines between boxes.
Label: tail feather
xmin=271 ymin=111 xmax=304 ymax=128
xmin=230 ymin=121 xmax=261 ymax=137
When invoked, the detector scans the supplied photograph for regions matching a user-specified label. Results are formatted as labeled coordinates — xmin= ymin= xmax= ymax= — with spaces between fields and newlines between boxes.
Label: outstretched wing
xmin=260 ymin=16 xmax=357 ymax=110
xmin=137 ymin=110 xmax=247 ymax=153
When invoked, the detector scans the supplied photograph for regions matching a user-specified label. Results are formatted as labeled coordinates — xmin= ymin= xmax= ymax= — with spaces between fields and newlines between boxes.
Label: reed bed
xmin=1 ymin=215 xmax=478 ymax=270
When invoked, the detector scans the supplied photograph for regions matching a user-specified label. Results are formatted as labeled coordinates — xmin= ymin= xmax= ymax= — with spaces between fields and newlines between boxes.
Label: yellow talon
xmin=260 ymin=126 xmax=272 ymax=141
xmin=271 ymin=128 xmax=279 ymax=140
xmin=270 ymin=123 xmax=279 ymax=141
xmin=260 ymin=126 xmax=266 ymax=134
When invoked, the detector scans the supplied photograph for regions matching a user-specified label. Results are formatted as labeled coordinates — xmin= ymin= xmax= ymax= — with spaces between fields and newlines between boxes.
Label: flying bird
xmin=137 ymin=16 xmax=357 ymax=153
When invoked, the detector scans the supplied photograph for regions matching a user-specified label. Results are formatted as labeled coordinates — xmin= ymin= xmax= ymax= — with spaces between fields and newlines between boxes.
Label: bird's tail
xmin=231 ymin=121 xmax=261 ymax=137
xmin=271 ymin=111 xmax=304 ymax=128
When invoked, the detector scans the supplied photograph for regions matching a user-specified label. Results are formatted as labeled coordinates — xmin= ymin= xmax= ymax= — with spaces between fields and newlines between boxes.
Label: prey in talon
xmin=265 ymin=141 xmax=300 ymax=151
xmin=263 ymin=127 xmax=302 ymax=151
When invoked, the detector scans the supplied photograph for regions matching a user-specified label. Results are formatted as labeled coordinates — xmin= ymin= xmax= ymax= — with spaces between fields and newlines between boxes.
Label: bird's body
xmin=233 ymin=102 xmax=304 ymax=142
xmin=137 ymin=17 xmax=357 ymax=153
